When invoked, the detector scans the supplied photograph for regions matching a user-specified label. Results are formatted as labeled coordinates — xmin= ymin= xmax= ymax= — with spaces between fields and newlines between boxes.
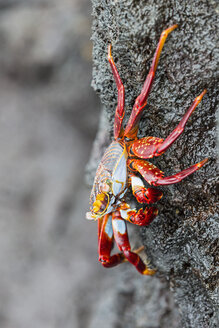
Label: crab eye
xmin=99 ymin=182 xmax=111 ymax=193
xmin=92 ymin=193 xmax=109 ymax=215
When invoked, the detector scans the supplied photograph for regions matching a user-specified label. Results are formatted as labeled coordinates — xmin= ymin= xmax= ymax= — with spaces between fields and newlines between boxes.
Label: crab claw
xmin=86 ymin=211 xmax=95 ymax=220
xmin=132 ymin=207 xmax=158 ymax=226
xmin=134 ymin=187 xmax=163 ymax=204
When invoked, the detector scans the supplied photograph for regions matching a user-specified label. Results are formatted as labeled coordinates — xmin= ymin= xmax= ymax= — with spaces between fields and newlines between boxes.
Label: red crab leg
xmin=124 ymin=24 xmax=178 ymax=139
xmin=112 ymin=211 xmax=156 ymax=275
xmin=108 ymin=44 xmax=125 ymax=139
xmin=98 ymin=214 xmax=124 ymax=268
xmin=130 ymin=173 xmax=163 ymax=204
xmin=129 ymin=90 xmax=207 ymax=159
xmin=155 ymin=90 xmax=207 ymax=155
xmin=128 ymin=158 xmax=208 ymax=186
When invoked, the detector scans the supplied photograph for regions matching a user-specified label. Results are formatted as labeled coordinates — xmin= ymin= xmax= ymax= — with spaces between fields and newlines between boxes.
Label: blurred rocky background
xmin=0 ymin=0 xmax=106 ymax=327
xmin=0 ymin=1 xmax=218 ymax=328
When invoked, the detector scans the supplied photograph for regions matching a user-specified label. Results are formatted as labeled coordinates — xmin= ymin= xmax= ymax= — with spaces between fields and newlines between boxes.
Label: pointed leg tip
xmin=200 ymin=89 xmax=207 ymax=98
xmin=201 ymin=158 xmax=209 ymax=165
xmin=133 ymin=245 xmax=145 ymax=254
xmin=143 ymin=268 xmax=157 ymax=275
xmin=165 ymin=24 xmax=178 ymax=34
xmin=161 ymin=24 xmax=178 ymax=40
xmin=196 ymin=158 xmax=208 ymax=169
xmin=108 ymin=44 xmax=112 ymax=58
xmin=196 ymin=89 xmax=207 ymax=103
xmin=171 ymin=23 xmax=178 ymax=30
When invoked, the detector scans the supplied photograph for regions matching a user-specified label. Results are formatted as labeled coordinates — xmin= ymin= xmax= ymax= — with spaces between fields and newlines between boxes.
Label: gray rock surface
xmin=87 ymin=0 xmax=218 ymax=327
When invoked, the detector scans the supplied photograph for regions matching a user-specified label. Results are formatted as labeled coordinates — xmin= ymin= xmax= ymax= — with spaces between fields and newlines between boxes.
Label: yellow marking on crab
xmin=96 ymin=193 xmax=106 ymax=201
xmin=113 ymin=179 xmax=125 ymax=193
xmin=93 ymin=205 xmax=100 ymax=212
xmin=92 ymin=192 xmax=110 ymax=215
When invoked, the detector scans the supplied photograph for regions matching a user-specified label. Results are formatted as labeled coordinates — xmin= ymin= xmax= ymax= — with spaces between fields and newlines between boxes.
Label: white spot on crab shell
xmin=112 ymin=219 xmax=126 ymax=234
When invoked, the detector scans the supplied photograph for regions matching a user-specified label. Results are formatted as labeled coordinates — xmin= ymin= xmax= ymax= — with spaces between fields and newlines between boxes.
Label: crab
xmin=86 ymin=25 xmax=208 ymax=275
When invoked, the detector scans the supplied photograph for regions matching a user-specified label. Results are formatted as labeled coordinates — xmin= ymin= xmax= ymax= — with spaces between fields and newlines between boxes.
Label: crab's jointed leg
xmin=112 ymin=211 xmax=156 ymax=275
xmin=128 ymin=158 xmax=208 ymax=186
xmin=124 ymin=24 xmax=178 ymax=139
xmin=108 ymin=44 xmax=125 ymax=140
xmin=155 ymin=89 xmax=207 ymax=156
xmin=98 ymin=214 xmax=124 ymax=268
xmin=128 ymin=91 xmax=207 ymax=159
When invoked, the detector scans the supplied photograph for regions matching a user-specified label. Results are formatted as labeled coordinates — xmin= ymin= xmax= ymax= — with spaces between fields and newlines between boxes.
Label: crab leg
xmin=128 ymin=90 xmax=207 ymax=160
xmin=98 ymin=214 xmax=124 ymax=268
xmin=108 ymin=44 xmax=125 ymax=139
xmin=155 ymin=90 xmax=207 ymax=155
xmin=128 ymin=158 xmax=208 ymax=186
xmin=112 ymin=211 xmax=156 ymax=275
xmin=151 ymin=159 xmax=208 ymax=185
xmin=124 ymin=24 xmax=178 ymax=139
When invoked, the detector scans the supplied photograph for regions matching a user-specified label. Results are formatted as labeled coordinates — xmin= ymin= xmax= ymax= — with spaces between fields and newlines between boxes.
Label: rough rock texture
xmin=87 ymin=0 xmax=218 ymax=327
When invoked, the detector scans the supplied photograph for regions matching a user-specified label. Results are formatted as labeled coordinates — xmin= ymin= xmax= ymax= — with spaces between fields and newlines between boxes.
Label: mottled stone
xmin=88 ymin=0 xmax=218 ymax=327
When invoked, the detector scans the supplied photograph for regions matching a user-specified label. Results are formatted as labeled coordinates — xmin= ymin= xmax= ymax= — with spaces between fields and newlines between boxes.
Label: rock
xmin=88 ymin=0 xmax=218 ymax=327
